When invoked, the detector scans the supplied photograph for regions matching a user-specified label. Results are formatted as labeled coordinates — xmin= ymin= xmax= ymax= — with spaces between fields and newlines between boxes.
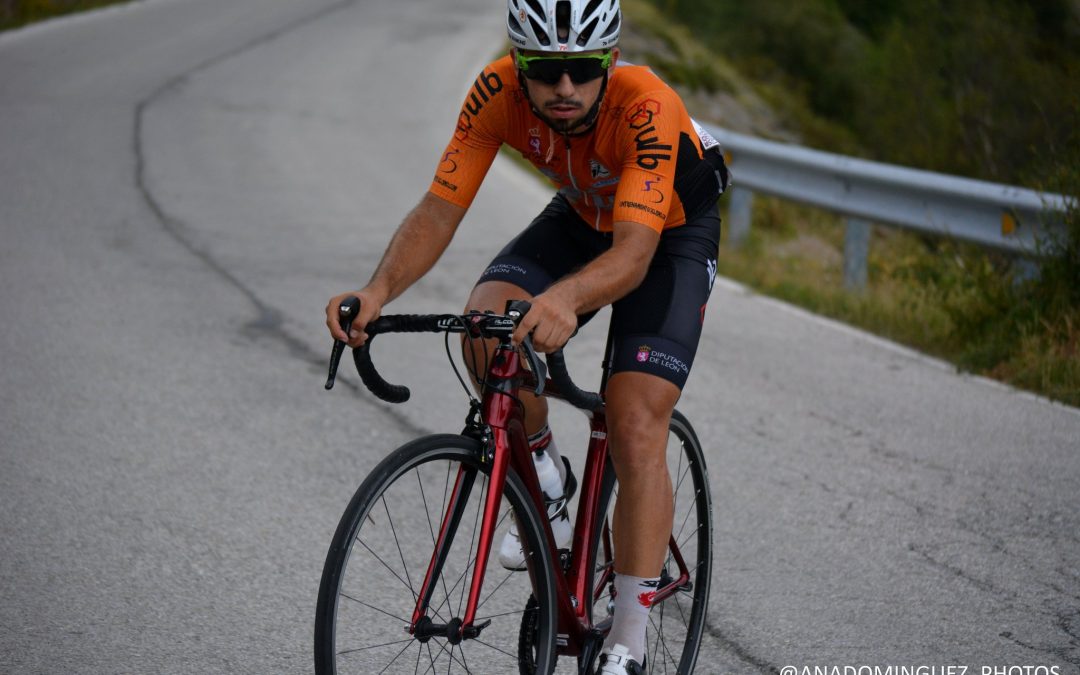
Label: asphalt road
xmin=1 ymin=1 xmax=1077 ymax=673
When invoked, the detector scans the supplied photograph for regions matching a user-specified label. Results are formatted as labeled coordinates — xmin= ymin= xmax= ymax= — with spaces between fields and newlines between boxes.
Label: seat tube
xmin=566 ymin=416 xmax=610 ymax=622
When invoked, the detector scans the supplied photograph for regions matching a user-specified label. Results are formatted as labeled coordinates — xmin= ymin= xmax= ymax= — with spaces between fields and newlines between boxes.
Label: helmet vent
xmin=507 ymin=10 xmax=525 ymax=36
xmin=599 ymin=9 xmax=620 ymax=38
xmin=528 ymin=15 xmax=551 ymax=46
xmin=524 ymin=0 xmax=547 ymax=22
xmin=555 ymin=1 xmax=571 ymax=42
xmin=583 ymin=0 xmax=604 ymax=20
xmin=576 ymin=17 xmax=599 ymax=47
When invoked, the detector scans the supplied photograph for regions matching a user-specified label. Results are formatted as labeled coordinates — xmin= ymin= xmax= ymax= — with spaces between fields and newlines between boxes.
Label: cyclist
xmin=326 ymin=0 xmax=727 ymax=671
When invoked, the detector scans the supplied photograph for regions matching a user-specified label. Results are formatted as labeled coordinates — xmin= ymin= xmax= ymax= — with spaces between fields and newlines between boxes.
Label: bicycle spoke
xmin=671 ymin=452 xmax=692 ymax=497
xmin=377 ymin=638 xmax=420 ymax=675
xmin=356 ymin=538 xmax=418 ymax=601
xmin=383 ymin=494 xmax=418 ymax=604
xmin=649 ymin=605 xmax=680 ymax=672
xmin=677 ymin=522 xmax=701 ymax=552
xmin=425 ymin=479 xmax=517 ymax=625
xmin=339 ymin=637 xmax=416 ymax=656
xmin=317 ymin=440 xmax=559 ymax=675
xmin=339 ymin=591 xmax=412 ymax=624
xmin=672 ymin=494 xmax=698 ymax=545
xmin=471 ymin=636 xmax=522 ymax=661
xmin=474 ymin=605 xmax=532 ymax=621
xmin=673 ymin=444 xmax=684 ymax=511
xmin=458 ymin=641 xmax=471 ymax=674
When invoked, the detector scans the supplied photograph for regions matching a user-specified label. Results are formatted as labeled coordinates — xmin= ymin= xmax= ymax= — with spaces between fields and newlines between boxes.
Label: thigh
xmin=473 ymin=195 xmax=611 ymax=297
xmin=608 ymin=206 xmax=721 ymax=390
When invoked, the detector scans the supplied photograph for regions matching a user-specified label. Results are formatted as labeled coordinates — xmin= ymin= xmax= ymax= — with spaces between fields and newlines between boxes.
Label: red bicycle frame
xmin=407 ymin=339 xmax=692 ymax=658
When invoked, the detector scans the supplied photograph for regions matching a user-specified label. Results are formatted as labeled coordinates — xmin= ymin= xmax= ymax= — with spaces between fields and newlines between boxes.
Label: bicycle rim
xmin=588 ymin=411 xmax=713 ymax=674
xmin=314 ymin=434 xmax=558 ymax=675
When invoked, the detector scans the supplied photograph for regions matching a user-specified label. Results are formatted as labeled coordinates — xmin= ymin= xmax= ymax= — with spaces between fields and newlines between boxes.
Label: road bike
xmin=315 ymin=297 xmax=713 ymax=674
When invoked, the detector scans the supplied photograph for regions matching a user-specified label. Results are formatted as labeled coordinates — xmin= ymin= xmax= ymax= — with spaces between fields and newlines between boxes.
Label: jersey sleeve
xmin=611 ymin=88 xmax=683 ymax=233
xmin=428 ymin=64 xmax=511 ymax=209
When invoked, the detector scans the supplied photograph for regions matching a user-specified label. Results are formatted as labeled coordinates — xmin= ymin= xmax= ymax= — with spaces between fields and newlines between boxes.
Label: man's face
xmin=517 ymin=48 xmax=619 ymax=132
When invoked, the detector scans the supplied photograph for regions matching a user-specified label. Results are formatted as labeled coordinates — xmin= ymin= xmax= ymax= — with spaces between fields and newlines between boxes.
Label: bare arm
xmin=514 ymin=220 xmax=660 ymax=352
xmin=326 ymin=192 xmax=466 ymax=346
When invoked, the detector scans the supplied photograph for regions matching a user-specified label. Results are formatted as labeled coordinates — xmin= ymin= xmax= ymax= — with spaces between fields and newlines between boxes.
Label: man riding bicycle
xmin=326 ymin=1 xmax=727 ymax=672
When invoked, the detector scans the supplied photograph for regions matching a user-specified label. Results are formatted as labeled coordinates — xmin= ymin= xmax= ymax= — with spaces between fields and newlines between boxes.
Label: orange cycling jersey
xmin=429 ymin=55 xmax=726 ymax=234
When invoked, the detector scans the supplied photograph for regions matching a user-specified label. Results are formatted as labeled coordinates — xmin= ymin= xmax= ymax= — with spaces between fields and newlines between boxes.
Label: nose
xmin=554 ymin=72 xmax=575 ymax=96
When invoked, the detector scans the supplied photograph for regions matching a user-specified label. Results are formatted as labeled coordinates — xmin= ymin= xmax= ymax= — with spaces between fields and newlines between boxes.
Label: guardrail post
xmin=727 ymin=187 xmax=753 ymax=247
xmin=844 ymin=217 xmax=870 ymax=289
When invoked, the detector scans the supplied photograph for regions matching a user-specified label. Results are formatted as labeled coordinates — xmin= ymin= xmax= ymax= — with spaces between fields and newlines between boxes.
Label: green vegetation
xmin=0 ymin=0 xmax=129 ymax=32
xmin=633 ymin=0 xmax=1080 ymax=405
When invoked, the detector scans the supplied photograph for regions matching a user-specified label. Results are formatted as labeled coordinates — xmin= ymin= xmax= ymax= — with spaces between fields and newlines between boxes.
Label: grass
xmin=614 ymin=0 xmax=1080 ymax=408
xmin=716 ymin=196 xmax=1080 ymax=407
xmin=0 ymin=0 xmax=130 ymax=32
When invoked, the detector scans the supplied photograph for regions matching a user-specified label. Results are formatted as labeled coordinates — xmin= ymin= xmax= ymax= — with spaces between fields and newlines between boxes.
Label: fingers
xmin=512 ymin=294 xmax=577 ymax=353
xmin=325 ymin=291 xmax=381 ymax=348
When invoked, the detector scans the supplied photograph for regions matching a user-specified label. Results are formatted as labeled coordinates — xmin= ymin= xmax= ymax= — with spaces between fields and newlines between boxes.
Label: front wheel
xmin=314 ymin=434 xmax=559 ymax=675
xmin=587 ymin=410 xmax=714 ymax=674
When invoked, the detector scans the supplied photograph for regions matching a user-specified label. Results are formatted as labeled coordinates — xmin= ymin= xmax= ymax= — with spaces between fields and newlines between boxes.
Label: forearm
xmin=366 ymin=193 xmax=464 ymax=304
xmin=546 ymin=221 xmax=656 ymax=314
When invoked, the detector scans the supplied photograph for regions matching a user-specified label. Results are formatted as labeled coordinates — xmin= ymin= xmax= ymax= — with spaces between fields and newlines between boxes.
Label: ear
xmin=609 ymin=47 xmax=621 ymax=73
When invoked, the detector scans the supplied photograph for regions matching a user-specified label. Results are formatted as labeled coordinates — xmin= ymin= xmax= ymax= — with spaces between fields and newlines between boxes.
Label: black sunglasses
xmin=516 ymin=52 xmax=612 ymax=85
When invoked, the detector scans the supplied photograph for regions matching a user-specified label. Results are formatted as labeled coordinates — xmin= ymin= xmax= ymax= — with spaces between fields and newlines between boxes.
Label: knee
xmin=607 ymin=405 xmax=670 ymax=475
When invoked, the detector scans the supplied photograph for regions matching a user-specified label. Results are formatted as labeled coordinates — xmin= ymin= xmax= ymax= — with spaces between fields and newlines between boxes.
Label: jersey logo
xmin=636 ymin=345 xmax=651 ymax=363
xmin=706 ymin=258 xmax=717 ymax=291
xmin=440 ymin=148 xmax=460 ymax=174
xmin=644 ymin=174 xmax=665 ymax=204
xmin=626 ymin=99 xmax=662 ymax=126
xmin=529 ymin=127 xmax=543 ymax=159
xmin=589 ymin=159 xmax=611 ymax=180
xmin=627 ymin=100 xmax=672 ymax=170
xmin=455 ymin=69 xmax=504 ymax=141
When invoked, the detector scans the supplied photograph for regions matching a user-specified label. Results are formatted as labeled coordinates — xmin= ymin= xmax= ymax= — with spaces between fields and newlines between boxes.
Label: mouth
xmin=545 ymin=101 xmax=582 ymax=119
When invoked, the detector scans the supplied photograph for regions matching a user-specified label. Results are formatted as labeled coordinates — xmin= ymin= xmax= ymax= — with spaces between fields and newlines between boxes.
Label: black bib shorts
xmin=476 ymin=195 xmax=720 ymax=390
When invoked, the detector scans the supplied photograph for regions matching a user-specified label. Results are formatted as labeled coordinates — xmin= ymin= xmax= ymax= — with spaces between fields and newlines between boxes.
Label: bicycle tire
xmin=585 ymin=410 xmax=713 ymax=674
xmin=314 ymin=434 xmax=559 ymax=675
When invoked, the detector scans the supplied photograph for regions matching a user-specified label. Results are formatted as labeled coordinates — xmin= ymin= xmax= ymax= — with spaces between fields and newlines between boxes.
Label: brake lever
xmin=519 ymin=334 xmax=547 ymax=397
xmin=505 ymin=300 xmax=547 ymax=397
xmin=325 ymin=296 xmax=360 ymax=390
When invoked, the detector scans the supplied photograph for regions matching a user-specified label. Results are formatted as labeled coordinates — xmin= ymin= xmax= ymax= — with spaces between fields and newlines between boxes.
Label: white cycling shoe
xmin=599 ymin=643 xmax=646 ymax=675
xmin=497 ymin=457 xmax=576 ymax=570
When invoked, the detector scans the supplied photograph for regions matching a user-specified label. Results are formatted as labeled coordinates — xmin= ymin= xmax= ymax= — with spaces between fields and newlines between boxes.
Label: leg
xmin=598 ymin=206 xmax=721 ymax=670
xmin=463 ymin=280 xmax=548 ymax=435
xmin=606 ymin=372 xmax=679 ymax=577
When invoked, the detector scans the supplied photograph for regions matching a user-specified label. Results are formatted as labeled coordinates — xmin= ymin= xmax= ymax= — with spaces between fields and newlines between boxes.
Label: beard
xmin=538 ymin=100 xmax=585 ymax=132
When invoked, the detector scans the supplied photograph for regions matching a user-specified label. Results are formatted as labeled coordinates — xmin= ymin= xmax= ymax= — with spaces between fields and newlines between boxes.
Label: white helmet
xmin=507 ymin=0 xmax=621 ymax=52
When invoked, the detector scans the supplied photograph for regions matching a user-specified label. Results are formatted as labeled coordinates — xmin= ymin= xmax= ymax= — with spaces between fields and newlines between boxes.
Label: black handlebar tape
xmin=365 ymin=314 xmax=461 ymax=336
xmin=353 ymin=338 xmax=411 ymax=404
xmin=546 ymin=350 xmax=604 ymax=412
xmin=350 ymin=315 xmax=457 ymax=404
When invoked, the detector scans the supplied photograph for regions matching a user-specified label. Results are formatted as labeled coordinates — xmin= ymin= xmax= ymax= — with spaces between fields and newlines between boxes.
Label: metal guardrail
xmin=704 ymin=125 xmax=1076 ymax=288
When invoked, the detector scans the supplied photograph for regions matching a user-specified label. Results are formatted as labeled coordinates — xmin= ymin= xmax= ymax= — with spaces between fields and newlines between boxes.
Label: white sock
xmin=528 ymin=425 xmax=565 ymax=485
xmin=604 ymin=574 xmax=659 ymax=664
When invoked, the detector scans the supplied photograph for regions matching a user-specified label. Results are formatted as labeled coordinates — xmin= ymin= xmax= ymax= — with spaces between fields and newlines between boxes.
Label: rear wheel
xmin=586 ymin=411 xmax=713 ymax=674
xmin=315 ymin=434 xmax=558 ymax=674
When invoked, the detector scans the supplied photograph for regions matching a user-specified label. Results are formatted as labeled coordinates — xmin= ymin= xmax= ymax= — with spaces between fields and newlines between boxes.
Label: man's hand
xmin=512 ymin=288 xmax=578 ymax=353
xmin=326 ymin=289 xmax=384 ymax=348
